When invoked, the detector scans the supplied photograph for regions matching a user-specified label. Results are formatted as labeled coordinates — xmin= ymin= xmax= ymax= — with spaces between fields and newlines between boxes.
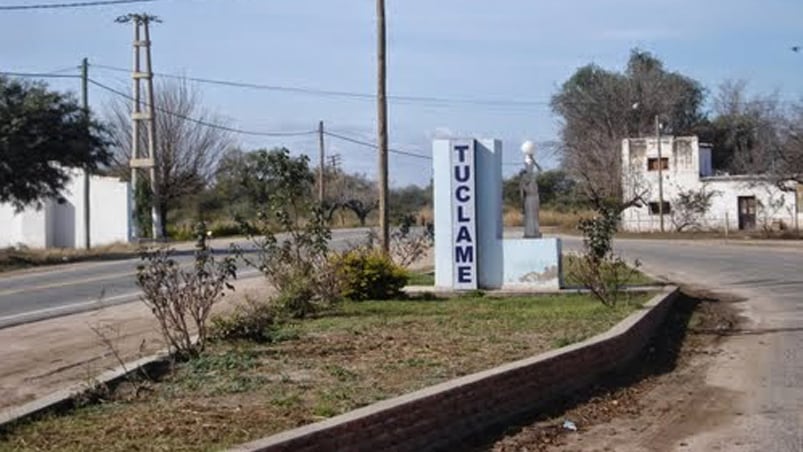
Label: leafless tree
xmin=106 ymin=78 xmax=233 ymax=236
xmin=552 ymin=49 xmax=704 ymax=211
xmin=707 ymin=81 xmax=803 ymax=192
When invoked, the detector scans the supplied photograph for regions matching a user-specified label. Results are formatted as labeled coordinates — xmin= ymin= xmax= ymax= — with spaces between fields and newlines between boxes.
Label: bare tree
xmin=705 ymin=80 xmax=803 ymax=193
xmin=107 ymin=78 xmax=233 ymax=236
xmin=552 ymin=49 xmax=705 ymax=211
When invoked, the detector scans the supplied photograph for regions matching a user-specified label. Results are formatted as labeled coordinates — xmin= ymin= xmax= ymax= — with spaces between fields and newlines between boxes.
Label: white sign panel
xmin=450 ymin=139 xmax=478 ymax=289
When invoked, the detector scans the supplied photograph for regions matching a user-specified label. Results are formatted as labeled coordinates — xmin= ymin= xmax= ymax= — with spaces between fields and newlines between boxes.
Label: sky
xmin=1 ymin=0 xmax=802 ymax=187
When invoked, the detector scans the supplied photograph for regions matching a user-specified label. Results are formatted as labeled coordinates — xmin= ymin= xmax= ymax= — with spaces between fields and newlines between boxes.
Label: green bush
xmin=211 ymin=296 xmax=278 ymax=343
xmin=209 ymin=221 xmax=241 ymax=238
xmin=334 ymin=248 xmax=408 ymax=301
xmin=166 ymin=223 xmax=196 ymax=242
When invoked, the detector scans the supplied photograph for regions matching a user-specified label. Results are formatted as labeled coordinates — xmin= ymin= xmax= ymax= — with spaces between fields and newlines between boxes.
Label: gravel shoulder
xmin=0 ymin=277 xmax=270 ymax=411
xmin=480 ymin=288 xmax=747 ymax=452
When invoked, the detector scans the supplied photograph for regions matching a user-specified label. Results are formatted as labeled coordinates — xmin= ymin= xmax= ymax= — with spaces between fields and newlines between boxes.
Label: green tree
xmin=503 ymin=169 xmax=578 ymax=210
xmin=0 ymin=76 xmax=109 ymax=210
xmin=551 ymin=49 xmax=705 ymax=210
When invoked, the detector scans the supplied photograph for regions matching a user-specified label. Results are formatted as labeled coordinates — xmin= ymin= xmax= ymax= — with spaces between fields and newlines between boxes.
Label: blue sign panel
xmin=451 ymin=139 xmax=477 ymax=289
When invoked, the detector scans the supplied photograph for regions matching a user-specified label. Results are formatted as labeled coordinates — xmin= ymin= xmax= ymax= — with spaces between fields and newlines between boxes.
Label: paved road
xmin=0 ymin=228 xmax=370 ymax=328
xmin=562 ymin=235 xmax=803 ymax=451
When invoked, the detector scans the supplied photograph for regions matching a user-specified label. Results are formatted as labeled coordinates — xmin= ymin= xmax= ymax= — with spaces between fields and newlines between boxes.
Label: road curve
xmin=562 ymin=235 xmax=803 ymax=452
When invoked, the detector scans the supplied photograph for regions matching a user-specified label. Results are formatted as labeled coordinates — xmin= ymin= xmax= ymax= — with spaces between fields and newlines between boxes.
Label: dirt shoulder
xmin=0 ymin=277 xmax=270 ymax=411
xmin=481 ymin=288 xmax=746 ymax=452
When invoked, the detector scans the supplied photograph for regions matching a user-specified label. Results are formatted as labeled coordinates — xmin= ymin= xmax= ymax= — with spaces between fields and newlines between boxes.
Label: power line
xmin=88 ymin=78 xmax=319 ymax=138
xmin=90 ymin=63 xmax=553 ymax=108
xmin=0 ymin=71 xmax=80 ymax=79
xmin=0 ymin=0 xmax=156 ymax=10
xmin=324 ymin=130 xmax=432 ymax=161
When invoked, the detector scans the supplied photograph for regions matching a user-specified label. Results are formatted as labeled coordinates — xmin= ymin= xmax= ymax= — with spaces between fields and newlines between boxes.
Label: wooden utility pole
xmin=655 ymin=115 xmax=665 ymax=233
xmin=376 ymin=0 xmax=390 ymax=252
xmin=118 ymin=13 xmax=162 ymax=240
xmin=318 ymin=120 xmax=326 ymax=203
xmin=81 ymin=57 xmax=91 ymax=250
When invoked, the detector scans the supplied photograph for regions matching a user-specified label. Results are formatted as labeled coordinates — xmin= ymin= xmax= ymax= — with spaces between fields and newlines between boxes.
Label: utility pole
xmin=655 ymin=115 xmax=665 ymax=233
xmin=118 ymin=13 xmax=162 ymax=240
xmin=318 ymin=120 xmax=326 ymax=203
xmin=81 ymin=57 xmax=91 ymax=250
xmin=376 ymin=0 xmax=390 ymax=253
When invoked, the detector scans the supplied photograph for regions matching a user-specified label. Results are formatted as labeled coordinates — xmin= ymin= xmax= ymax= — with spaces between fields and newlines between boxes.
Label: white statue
xmin=520 ymin=141 xmax=542 ymax=238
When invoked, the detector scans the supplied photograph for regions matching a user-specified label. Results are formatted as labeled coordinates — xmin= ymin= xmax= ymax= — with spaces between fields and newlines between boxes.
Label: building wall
xmin=0 ymin=169 xmax=130 ymax=249
xmin=621 ymin=137 xmax=798 ymax=232
xmin=0 ymin=205 xmax=48 ymax=248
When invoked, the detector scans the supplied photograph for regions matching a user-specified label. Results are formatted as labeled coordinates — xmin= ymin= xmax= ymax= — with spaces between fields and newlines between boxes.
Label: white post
xmin=725 ymin=211 xmax=730 ymax=240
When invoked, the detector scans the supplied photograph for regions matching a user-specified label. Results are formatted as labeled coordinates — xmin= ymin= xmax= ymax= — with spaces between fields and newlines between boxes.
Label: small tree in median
xmin=571 ymin=207 xmax=641 ymax=307
xmin=136 ymin=222 xmax=236 ymax=359
xmin=237 ymin=149 xmax=341 ymax=318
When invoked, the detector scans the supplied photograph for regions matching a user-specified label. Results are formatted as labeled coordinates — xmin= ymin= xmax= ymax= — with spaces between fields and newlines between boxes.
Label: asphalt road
xmin=3 ymin=230 xmax=801 ymax=449
xmin=0 ymin=228 xmax=370 ymax=328
xmin=561 ymin=235 xmax=803 ymax=451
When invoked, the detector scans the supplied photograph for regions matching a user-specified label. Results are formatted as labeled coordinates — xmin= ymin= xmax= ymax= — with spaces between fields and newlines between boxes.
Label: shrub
xmin=236 ymin=149 xmax=341 ymax=318
xmin=136 ymin=222 xmax=236 ymax=359
xmin=334 ymin=247 xmax=408 ymax=301
xmin=209 ymin=221 xmax=241 ymax=238
xmin=572 ymin=208 xmax=640 ymax=307
xmin=210 ymin=296 xmax=278 ymax=343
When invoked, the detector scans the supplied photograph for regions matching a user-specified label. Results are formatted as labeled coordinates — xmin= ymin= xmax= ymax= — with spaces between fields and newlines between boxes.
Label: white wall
xmin=621 ymin=137 xmax=798 ymax=232
xmin=0 ymin=168 xmax=130 ymax=249
xmin=89 ymin=173 xmax=131 ymax=246
xmin=0 ymin=204 xmax=49 ymax=248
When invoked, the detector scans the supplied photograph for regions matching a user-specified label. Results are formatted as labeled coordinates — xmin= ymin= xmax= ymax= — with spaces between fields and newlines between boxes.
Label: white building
xmin=0 ymin=168 xmax=131 ymax=249
xmin=621 ymin=136 xmax=802 ymax=232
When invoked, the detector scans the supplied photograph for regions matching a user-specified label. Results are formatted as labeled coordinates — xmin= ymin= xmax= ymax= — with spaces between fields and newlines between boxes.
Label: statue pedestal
xmin=502 ymin=238 xmax=562 ymax=290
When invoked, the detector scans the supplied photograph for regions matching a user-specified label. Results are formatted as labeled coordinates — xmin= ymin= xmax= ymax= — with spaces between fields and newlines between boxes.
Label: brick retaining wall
xmin=230 ymin=287 xmax=678 ymax=452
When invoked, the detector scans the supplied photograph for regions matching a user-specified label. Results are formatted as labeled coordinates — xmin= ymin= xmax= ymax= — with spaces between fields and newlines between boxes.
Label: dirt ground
xmin=480 ymin=288 xmax=745 ymax=452
xmin=0 ymin=249 xmax=435 ymax=413
xmin=0 ymin=276 xmax=270 ymax=411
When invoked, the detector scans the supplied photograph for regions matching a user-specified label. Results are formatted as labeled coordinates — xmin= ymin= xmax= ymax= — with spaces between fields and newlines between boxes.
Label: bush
xmin=237 ymin=149 xmax=341 ymax=318
xmin=334 ymin=247 xmax=408 ymax=301
xmin=166 ymin=223 xmax=195 ymax=241
xmin=210 ymin=296 xmax=278 ymax=343
xmin=136 ymin=222 xmax=236 ymax=359
xmin=209 ymin=221 xmax=241 ymax=238
xmin=573 ymin=208 xmax=640 ymax=307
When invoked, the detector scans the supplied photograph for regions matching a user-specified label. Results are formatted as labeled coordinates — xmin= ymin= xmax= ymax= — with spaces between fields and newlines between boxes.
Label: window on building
xmin=647 ymin=157 xmax=669 ymax=171
xmin=648 ymin=201 xmax=671 ymax=215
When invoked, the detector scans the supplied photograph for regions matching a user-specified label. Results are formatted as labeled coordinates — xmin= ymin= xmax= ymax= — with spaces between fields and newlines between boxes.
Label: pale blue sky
xmin=2 ymin=0 xmax=802 ymax=186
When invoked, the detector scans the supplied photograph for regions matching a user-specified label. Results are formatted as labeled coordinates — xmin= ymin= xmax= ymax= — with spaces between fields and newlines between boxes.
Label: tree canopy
xmin=0 ymin=76 xmax=109 ymax=210
xmin=551 ymin=49 xmax=705 ymax=209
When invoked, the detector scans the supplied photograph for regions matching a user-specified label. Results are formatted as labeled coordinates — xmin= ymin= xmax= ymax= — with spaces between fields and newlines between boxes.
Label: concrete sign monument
xmin=433 ymin=138 xmax=562 ymax=290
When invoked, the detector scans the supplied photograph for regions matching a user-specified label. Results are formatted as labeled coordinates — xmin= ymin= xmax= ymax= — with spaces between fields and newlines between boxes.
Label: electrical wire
xmin=90 ymin=63 xmax=552 ymax=108
xmin=0 ymin=71 xmax=80 ymax=79
xmin=0 ymin=0 xmax=157 ymax=10
xmin=324 ymin=130 xmax=432 ymax=161
xmin=88 ymin=78 xmax=319 ymax=138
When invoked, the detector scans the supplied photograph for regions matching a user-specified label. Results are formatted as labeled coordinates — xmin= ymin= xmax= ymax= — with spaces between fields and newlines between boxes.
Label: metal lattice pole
xmin=118 ymin=13 xmax=162 ymax=240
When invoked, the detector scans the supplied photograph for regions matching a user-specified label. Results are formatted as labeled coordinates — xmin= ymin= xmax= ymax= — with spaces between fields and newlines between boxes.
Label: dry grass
xmin=0 ymin=293 xmax=651 ymax=452
xmin=503 ymin=208 xmax=594 ymax=230
xmin=0 ymin=242 xmax=139 ymax=274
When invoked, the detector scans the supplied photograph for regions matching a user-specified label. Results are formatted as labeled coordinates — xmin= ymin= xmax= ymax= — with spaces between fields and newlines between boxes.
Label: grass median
xmin=0 ymin=292 xmax=654 ymax=451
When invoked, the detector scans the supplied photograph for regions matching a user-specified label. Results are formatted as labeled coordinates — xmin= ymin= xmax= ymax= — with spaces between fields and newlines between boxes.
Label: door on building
xmin=738 ymin=196 xmax=757 ymax=230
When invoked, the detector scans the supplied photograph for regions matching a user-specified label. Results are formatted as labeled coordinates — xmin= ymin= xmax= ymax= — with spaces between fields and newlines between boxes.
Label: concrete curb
xmin=230 ymin=286 xmax=679 ymax=452
xmin=0 ymin=350 xmax=172 ymax=430
xmin=0 ymin=287 xmax=677 ymax=450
